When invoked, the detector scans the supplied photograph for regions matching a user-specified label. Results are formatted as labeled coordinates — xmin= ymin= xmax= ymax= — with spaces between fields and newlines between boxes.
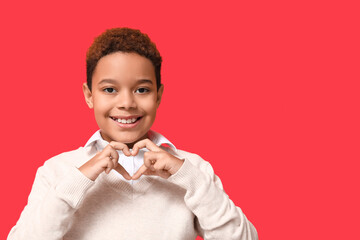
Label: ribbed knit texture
xmin=55 ymin=167 xmax=95 ymax=208
xmin=7 ymin=146 xmax=258 ymax=240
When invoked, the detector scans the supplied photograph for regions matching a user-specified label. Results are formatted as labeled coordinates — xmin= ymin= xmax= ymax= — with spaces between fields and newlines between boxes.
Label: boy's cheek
xmin=140 ymin=97 xmax=158 ymax=108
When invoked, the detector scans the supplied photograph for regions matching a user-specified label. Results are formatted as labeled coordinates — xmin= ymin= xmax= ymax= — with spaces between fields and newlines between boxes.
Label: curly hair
xmin=86 ymin=28 xmax=162 ymax=91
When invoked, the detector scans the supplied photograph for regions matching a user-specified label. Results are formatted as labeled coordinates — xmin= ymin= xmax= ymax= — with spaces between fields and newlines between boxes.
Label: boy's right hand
xmin=78 ymin=142 xmax=132 ymax=181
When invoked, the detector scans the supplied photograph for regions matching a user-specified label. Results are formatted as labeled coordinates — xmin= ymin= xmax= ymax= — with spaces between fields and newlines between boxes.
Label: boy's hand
xmin=79 ymin=142 xmax=132 ymax=181
xmin=131 ymin=139 xmax=184 ymax=180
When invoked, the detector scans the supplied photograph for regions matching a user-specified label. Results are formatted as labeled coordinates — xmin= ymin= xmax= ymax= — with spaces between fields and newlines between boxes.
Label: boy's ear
xmin=82 ymin=83 xmax=94 ymax=109
xmin=156 ymin=84 xmax=164 ymax=107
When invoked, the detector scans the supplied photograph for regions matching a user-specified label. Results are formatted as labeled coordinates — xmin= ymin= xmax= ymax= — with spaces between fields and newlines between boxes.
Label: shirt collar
xmin=84 ymin=129 xmax=177 ymax=151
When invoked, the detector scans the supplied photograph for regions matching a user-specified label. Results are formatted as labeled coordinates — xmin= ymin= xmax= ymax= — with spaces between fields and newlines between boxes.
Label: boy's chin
xmin=110 ymin=133 xmax=148 ymax=147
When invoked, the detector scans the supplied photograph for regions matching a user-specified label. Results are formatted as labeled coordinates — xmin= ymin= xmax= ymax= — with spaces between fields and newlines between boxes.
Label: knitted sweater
xmin=7 ymin=144 xmax=258 ymax=240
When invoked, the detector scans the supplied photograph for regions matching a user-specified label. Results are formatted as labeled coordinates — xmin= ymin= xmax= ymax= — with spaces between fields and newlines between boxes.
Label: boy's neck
xmin=99 ymin=130 xmax=150 ymax=150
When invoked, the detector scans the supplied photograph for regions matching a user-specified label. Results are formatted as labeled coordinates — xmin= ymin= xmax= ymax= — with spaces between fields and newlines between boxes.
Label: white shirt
xmin=84 ymin=129 xmax=177 ymax=184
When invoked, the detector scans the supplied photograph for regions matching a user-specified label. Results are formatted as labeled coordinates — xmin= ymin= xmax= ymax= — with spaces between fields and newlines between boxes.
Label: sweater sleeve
xmin=7 ymin=161 xmax=95 ymax=240
xmin=167 ymin=156 xmax=258 ymax=240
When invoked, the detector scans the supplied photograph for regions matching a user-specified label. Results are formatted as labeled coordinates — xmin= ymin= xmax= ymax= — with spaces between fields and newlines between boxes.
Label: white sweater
xmin=7 ymin=143 xmax=258 ymax=239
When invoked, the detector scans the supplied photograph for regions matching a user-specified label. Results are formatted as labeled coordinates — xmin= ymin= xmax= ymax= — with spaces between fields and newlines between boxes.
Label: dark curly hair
xmin=86 ymin=27 xmax=162 ymax=91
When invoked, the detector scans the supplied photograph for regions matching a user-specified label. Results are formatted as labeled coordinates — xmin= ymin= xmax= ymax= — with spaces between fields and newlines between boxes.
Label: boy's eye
xmin=135 ymin=88 xmax=149 ymax=94
xmin=103 ymin=88 xmax=116 ymax=93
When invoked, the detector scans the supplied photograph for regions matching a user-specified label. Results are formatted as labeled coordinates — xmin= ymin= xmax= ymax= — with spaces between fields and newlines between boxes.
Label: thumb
xmin=114 ymin=164 xmax=132 ymax=180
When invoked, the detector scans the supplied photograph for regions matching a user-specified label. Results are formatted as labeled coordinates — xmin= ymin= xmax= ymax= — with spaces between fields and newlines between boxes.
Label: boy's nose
xmin=116 ymin=91 xmax=137 ymax=109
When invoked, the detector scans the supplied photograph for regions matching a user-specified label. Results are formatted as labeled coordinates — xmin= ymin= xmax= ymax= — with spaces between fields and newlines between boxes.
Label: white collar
xmin=84 ymin=129 xmax=177 ymax=151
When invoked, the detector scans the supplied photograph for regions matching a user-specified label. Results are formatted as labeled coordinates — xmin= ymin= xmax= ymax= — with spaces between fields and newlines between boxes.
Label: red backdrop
xmin=1 ymin=0 xmax=359 ymax=239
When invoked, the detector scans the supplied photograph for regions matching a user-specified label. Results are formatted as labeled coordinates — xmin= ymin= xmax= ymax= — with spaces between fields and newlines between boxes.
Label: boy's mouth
xmin=110 ymin=116 xmax=142 ymax=124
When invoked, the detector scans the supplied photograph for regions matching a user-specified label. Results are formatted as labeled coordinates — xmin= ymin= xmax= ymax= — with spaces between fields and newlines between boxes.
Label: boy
xmin=8 ymin=28 xmax=258 ymax=240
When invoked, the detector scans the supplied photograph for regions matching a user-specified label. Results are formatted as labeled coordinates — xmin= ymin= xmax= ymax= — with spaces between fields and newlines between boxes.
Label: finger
xmin=141 ymin=168 xmax=171 ymax=179
xmin=106 ymin=146 xmax=119 ymax=167
xmin=105 ymin=158 xmax=114 ymax=174
xmin=143 ymin=151 xmax=158 ymax=168
xmin=132 ymin=165 xmax=171 ymax=179
xmin=114 ymin=164 xmax=132 ymax=180
xmin=100 ymin=144 xmax=119 ymax=161
xmin=100 ymin=147 xmax=119 ymax=173
xmin=131 ymin=165 xmax=148 ymax=180
xmin=132 ymin=138 xmax=161 ymax=156
xmin=152 ymin=159 xmax=166 ymax=171
xmin=156 ymin=170 xmax=171 ymax=179
xmin=109 ymin=141 xmax=131 ymax=156
xmin=110 ymin=154 xmax=118 ymax=169
xmin=139 ymin=168 xmax=156 ymax=176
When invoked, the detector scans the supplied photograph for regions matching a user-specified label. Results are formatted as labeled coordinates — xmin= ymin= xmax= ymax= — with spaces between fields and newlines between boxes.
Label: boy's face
xmin=83 ymin=52 xmax=164 ymax=147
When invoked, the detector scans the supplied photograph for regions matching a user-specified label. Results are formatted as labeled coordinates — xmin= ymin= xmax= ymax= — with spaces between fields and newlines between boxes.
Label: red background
xmin=1 ymin=0 xmax=359 ymax=239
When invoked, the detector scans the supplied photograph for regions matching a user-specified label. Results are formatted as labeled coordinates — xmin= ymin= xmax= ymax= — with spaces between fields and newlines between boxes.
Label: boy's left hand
xmin=131 ymin=139 xmax=184 ymax=180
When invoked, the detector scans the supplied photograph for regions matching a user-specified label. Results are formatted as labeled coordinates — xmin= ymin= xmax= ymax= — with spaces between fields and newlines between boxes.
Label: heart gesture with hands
xmin=131 ymin=138 xmax=184 ymax=180
xmin=79 ymin=139 xmax=184 ymax=181
xmin=79 ymin=141 xmax=133 ymax=181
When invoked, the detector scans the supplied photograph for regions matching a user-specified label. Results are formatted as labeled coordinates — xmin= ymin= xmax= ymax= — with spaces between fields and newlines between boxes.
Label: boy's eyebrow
xmin=98 ymin=79 xmax=117 ymax=85
xmin=98 ymin=79 xmax=154 ymax=85
xmin=136 ymin=79 xmax=153 ymax=85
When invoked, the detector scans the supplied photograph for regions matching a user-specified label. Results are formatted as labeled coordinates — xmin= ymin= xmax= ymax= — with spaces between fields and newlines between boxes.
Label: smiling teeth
xmin=116 ymin=118 xmax=137 ymax=124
